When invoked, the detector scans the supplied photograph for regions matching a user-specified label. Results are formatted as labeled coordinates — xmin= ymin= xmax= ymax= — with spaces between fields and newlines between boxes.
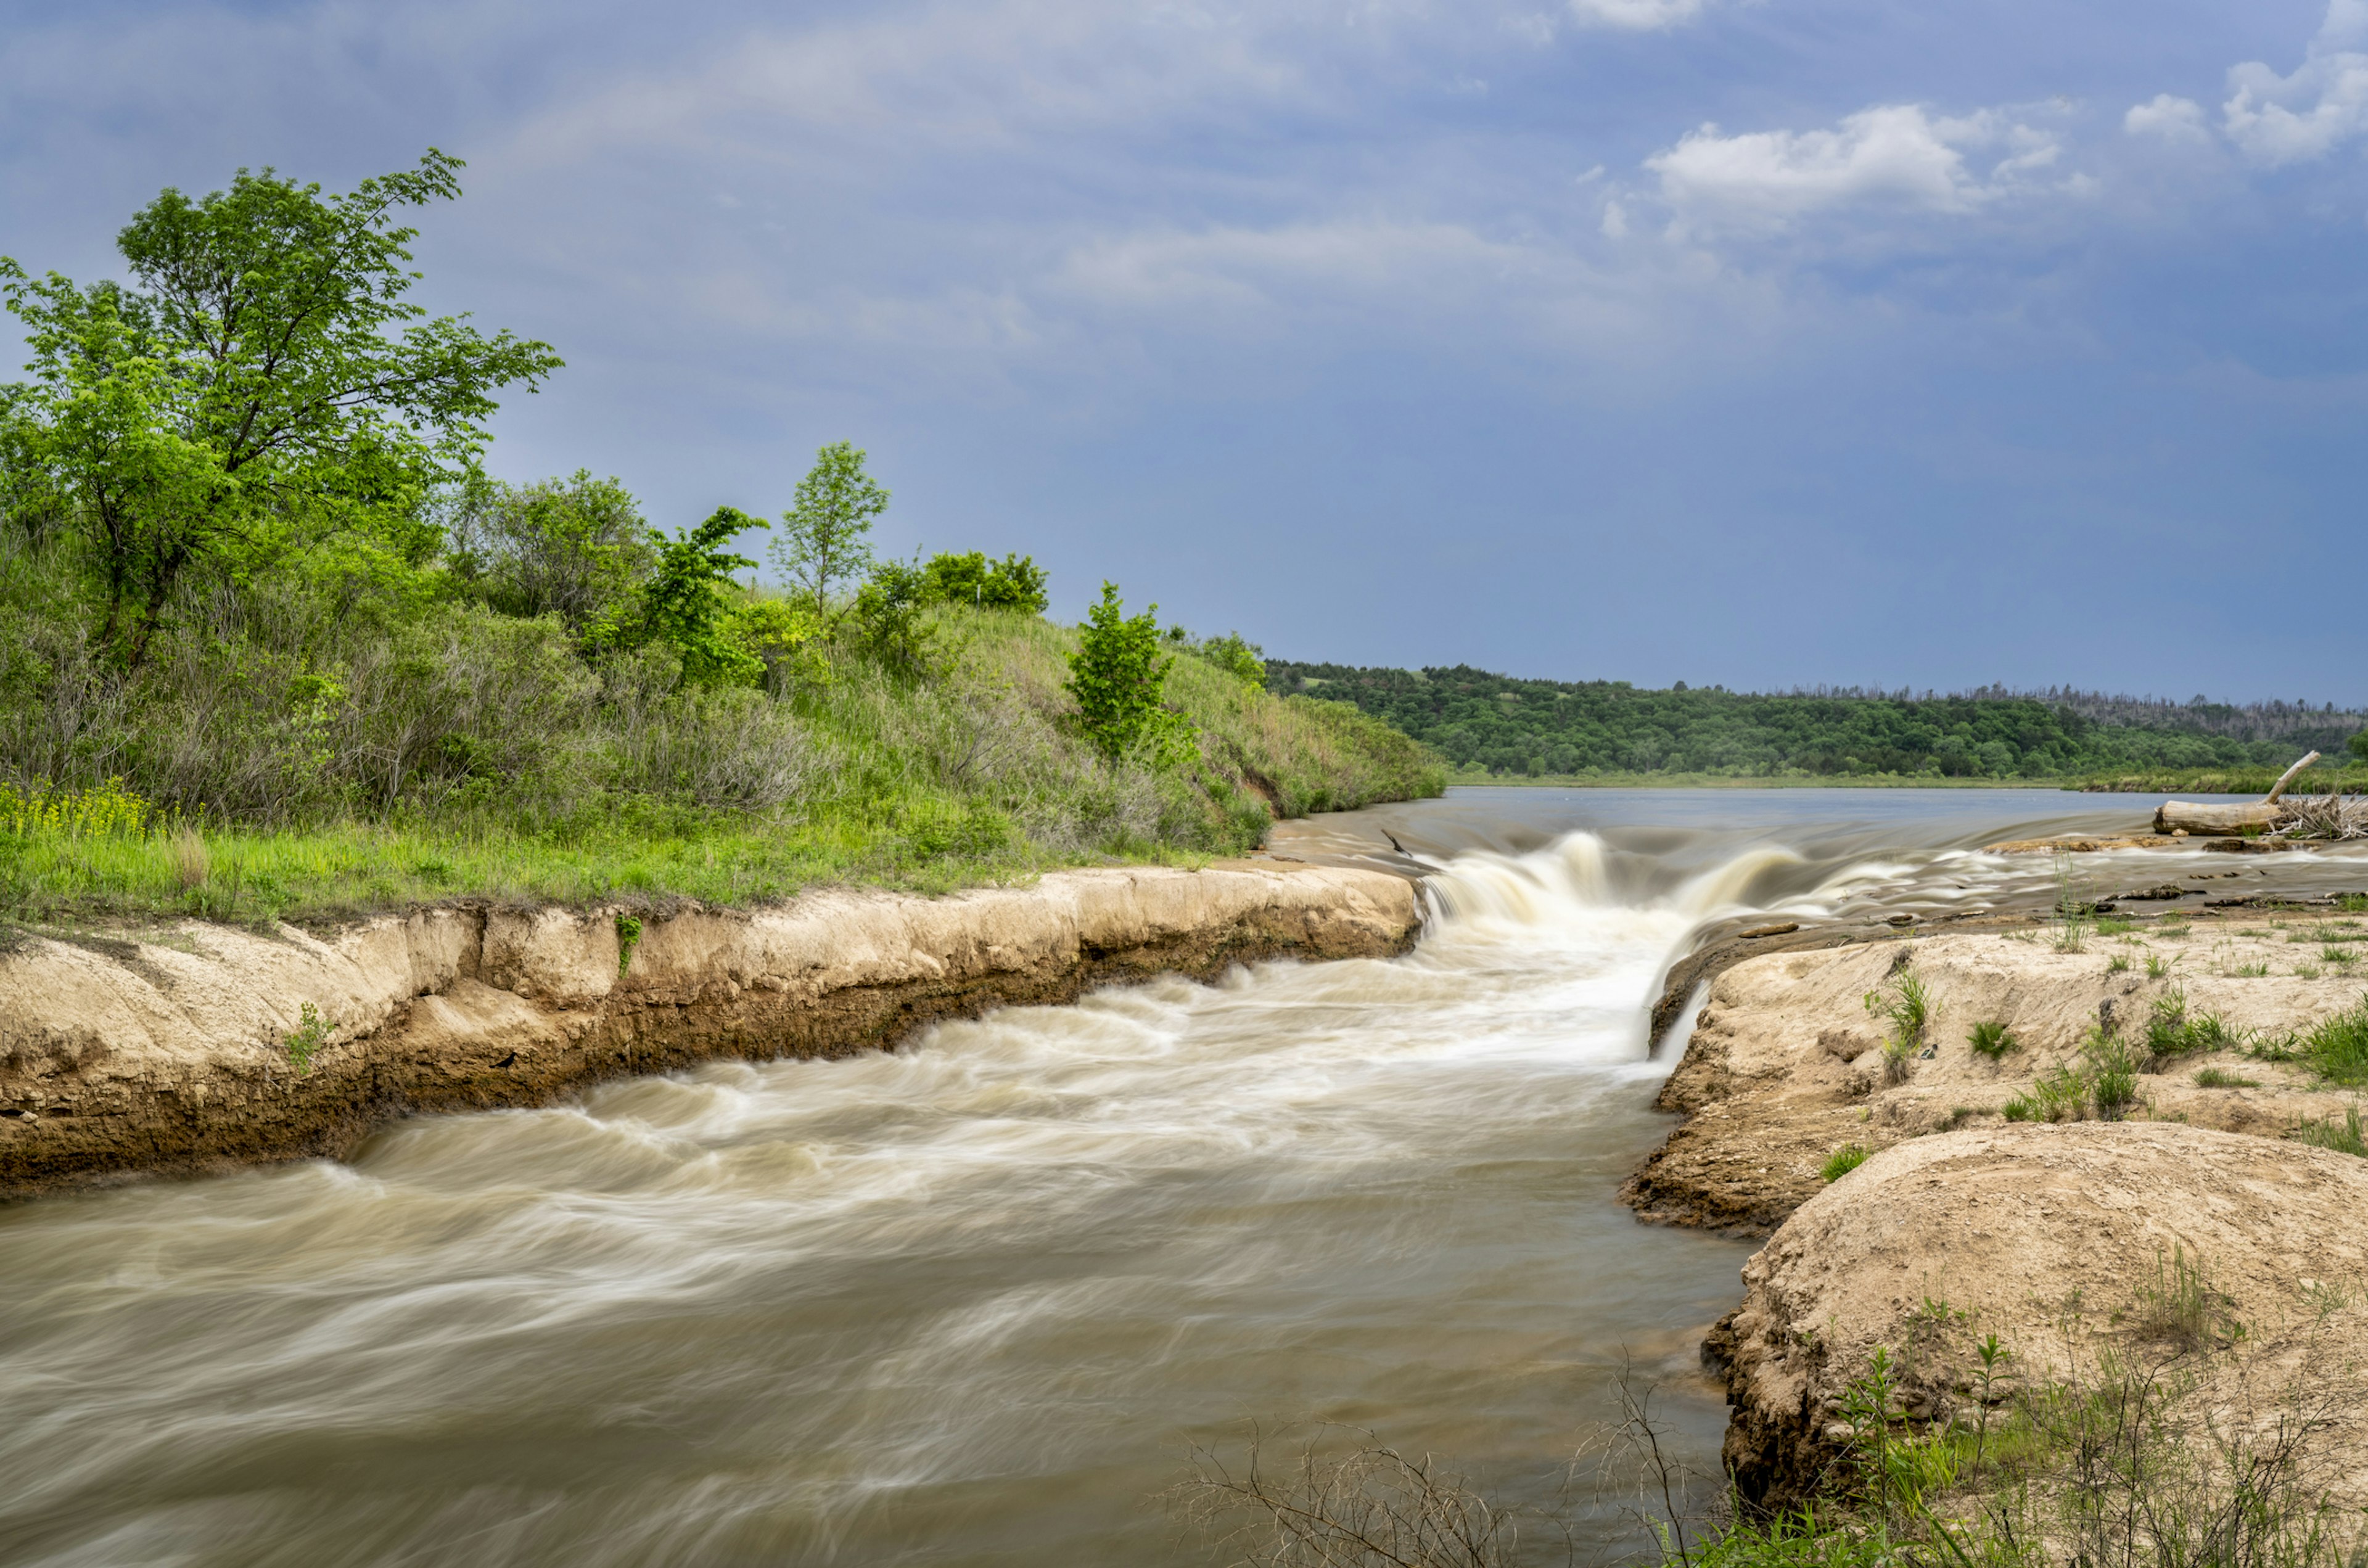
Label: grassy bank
xmin=1444 ymin=771 xmax=2086 ymax=790
xmin=1 ymin=602 xmax=1443 ymax=929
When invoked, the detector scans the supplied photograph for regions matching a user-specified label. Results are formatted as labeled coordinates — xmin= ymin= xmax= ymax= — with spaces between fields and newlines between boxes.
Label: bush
xmin=639 ymin=507 xmax=762 ymax=688
xmin=919 ymin=550 xmax=1048 ymax=613
xmin=1066 ymin=581 xmax=1195 ymax=766
xmin=443 ymin=470 xmax=651 ymax=645
xmin=1821 ymin=1144 xmax=1870 ymax=1181
xmin=849 ymin=557 xmax=946 ymax=681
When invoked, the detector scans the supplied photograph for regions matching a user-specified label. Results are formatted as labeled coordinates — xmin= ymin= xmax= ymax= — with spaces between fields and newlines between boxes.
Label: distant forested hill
xmin=1261 ymin=663 xmax=2368 ymax=780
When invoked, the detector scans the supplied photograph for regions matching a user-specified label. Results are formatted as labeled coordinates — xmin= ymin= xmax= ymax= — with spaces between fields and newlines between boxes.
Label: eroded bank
xmin=0 ymin=863 xmax=1418 ymax=1198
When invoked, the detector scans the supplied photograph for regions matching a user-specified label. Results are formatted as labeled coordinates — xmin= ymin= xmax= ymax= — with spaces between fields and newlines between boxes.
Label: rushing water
xmin=4 ymin=789 xmax=2361 ymax=1567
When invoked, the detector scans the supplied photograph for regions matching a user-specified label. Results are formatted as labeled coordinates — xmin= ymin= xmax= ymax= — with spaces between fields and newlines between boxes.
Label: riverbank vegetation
xmin=1186 ymin=1342 xmax=2364 ymax=1568
xmin=1267 ymin=662 xmax=2368 ymax=786
xmin=0 ymin=154 xmax=1441 ymax=927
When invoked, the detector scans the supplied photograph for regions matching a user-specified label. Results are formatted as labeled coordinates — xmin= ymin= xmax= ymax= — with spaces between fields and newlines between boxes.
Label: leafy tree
xmin=770 ymin=441 xmax=886 ymax=620
xmin=0 ymin=150 xmax=561 ymax=671
xmin=2351 ymin=730 xmax=2368 ymax=763
xmin=919 ymin=549 xmax=1048 ymax=613
xmin=644 ymin=507 xmax=761 ymax=687
xmin=1067 ymin=581 xmax=1195 ymax=765
xmin=445 ymin=469 xmax=650 ymax=644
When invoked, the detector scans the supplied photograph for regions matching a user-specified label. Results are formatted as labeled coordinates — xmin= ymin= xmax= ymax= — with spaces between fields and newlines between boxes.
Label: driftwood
xmin=2153 ymin=752 xmax=2319 ymax=836
xmin=2271 ymin=792 xmax=2368 ymax=841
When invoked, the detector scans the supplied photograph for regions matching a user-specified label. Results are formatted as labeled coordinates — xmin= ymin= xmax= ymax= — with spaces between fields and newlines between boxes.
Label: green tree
xmin=644 ymin=507 xmax=761 ymax=687
xmin=0 ymin=150 xmax=561 ymax=671
xmin=770 ymin=441 xmax=887 ymax=620
xmin=1067 ymin=581 xmax=1195 ymax=765
xmin=446 ymin=469 xmax=651 ymax=644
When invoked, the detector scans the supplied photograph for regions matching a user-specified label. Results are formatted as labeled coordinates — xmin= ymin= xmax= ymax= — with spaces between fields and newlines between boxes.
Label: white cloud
xmin=2124 ymin=94 xmax=2210 ymax=142
xmin=1566 ymin=0 xmax=1707 ymax=30
xmin=2221 ymin=1 xmax=2368 ymax=164
xmin=1645 ymin=104 xmax=2060 ymax=231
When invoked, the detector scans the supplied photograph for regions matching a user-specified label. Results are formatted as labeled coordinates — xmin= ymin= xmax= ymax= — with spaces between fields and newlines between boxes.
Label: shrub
xmin=1967 ymin=1019 xmax=2018 ymax=1059
xmin=919 ymin=550 xmax=1048 ymax=614
xmin=640 ymin=507 xmax=763 ymax=688
xmin=849 ymin=557 xmax=947 ymax=681
xmin=443 ymin=470 xmax=652 ymax=645
xmin=283 ymin=1001 xmax=331 ymax=1075
xmin=1066 ymin=581 xmax=1195 ymax=766
xmin=1822 ymin=1144 xmax=1871 ymax=1181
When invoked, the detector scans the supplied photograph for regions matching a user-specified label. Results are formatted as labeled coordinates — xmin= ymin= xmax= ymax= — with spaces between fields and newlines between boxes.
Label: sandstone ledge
xmin=0 ymin=864 xmax=1419 ymax=1199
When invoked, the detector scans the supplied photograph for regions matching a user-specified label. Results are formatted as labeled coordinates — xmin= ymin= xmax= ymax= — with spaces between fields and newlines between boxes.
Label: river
xmin=2 ymin=787 xmax=2356 ymax=1566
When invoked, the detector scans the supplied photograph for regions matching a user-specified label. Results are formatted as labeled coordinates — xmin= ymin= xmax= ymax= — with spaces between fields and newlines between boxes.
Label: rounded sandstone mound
xmin=1716 ymin=1121 xmax=2368 ymax=1509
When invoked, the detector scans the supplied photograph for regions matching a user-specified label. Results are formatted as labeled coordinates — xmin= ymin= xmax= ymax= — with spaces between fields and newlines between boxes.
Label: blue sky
xmin=4 ymin=0 xmax=2365 ymax=701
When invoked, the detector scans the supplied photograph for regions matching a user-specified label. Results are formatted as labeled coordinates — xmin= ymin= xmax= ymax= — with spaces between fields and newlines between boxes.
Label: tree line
xmin=1265 ymin=662 xmax=2368 ymax=779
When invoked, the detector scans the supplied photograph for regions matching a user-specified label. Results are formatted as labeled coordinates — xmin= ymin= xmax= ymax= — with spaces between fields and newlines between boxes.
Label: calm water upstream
xmin=4 ymin=789 xmax=2361 ymax=1567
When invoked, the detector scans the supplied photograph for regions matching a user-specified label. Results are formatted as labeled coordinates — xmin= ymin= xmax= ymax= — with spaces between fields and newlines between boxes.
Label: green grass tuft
xmin=1967 ymin=1019 xmax=2018 ymax=1059
xmin=2303 ymin=997 xmax=2368 ymax=1085
xmin=1820 ymin=1144 xmax=1871 ymax=1181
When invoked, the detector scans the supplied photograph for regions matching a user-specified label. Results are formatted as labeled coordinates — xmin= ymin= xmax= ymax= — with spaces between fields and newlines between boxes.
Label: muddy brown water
xmin=2 ymin=789 xmax=2360 ymax=1566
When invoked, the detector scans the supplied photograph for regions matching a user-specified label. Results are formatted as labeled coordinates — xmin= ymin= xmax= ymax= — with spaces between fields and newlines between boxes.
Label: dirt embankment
xmin=1627 ymin=907 xmax=2368 ymax=1508
xmin=0 ymin=864 xmax=1419 ymax=1199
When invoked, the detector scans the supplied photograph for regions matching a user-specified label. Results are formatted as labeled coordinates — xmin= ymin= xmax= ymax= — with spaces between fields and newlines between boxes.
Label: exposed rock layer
xmin=0 ymin=864 xmax=1420 ymax=1199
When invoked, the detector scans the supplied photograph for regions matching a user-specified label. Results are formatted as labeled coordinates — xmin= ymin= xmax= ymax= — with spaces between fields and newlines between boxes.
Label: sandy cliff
xmin=0 ymin=863 xmax=1420 ymax=1197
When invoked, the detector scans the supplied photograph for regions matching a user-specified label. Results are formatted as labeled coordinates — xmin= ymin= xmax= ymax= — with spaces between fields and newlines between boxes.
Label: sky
xmin=3 ymin=0 xmax=2366 ymax=702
